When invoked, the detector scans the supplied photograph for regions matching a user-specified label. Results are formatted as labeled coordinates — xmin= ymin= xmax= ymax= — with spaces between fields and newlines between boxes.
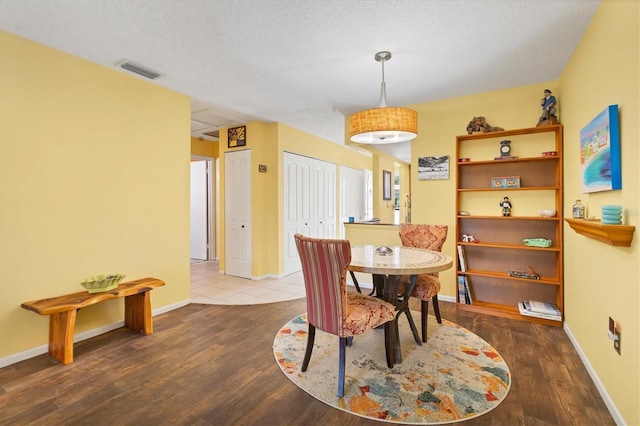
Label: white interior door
xmin=339 ymin=166 xmax=368 ymax=238
xmin=283 ymin=152 xmax=337 ymax=275
xmin=225 ymin=149 xmax=252 ymax=279
xmin=283 ymin=152 xmax=311 ymax=274
xmin=314 ymin=159 xmax=336 ymax=238
xmin=190 ymin=160 xmax=208 ymax=260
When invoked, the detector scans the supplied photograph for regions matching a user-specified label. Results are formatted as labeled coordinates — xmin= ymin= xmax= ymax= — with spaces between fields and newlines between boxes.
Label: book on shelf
xmin=463 ymin=276 xmax=473 ymax=304
xmin=518 ymin=302 xmax=561 ymax=321
xmin=457 ymin=275 xmax=467 ymax=304
xmin=457 ymin=275 xmax=473 ymax=305
xmin=457 ymin=244 xmax=467 ymax=272
xmin=524 ymin=300 xmax=561 ymax=316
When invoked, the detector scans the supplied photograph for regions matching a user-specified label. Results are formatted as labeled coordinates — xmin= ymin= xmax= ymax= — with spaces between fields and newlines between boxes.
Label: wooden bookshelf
xmin=455 ymin=125 xmax=564 ymax=326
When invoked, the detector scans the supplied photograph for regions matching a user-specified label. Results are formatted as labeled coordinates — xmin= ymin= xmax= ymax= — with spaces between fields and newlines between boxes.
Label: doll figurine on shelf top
xmin=537 ymin=89 xmax=559 ymax=126
xmin=500 ymin=197 xmax=512 ymax=216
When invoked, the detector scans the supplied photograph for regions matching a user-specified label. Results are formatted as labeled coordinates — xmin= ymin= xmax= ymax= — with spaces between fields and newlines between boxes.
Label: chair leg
xmin=349 ymin=271 xmax=362 ymax=293
xmin=421 ymin=296 xmax=442 ymax=343
xmin=384 ymin=322 xmax=393 ymax=368
xmin=421 ymin=300 xmax=429 ymax=343
xmin=432 ymin=294 xmax=442 ymax=323
xmin=301 ymin=324 xmax=316 ymax=372
xmin=338 ymin=337 xmax=347 ymax=398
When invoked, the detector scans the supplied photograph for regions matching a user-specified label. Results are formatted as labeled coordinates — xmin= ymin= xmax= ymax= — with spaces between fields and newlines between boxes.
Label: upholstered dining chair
xmin=398 ymin=224 xmax=448 ymax=343
xmin=294 ymin=234 xmax=395 ymax=398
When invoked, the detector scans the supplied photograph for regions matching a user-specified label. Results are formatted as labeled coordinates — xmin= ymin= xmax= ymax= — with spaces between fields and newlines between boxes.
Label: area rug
xmin=273 ymin=312 xmax=511 ymax=424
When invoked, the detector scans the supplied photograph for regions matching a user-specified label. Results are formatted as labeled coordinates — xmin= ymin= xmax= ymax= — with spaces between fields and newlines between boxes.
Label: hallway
xmin=190 ymin=260 xmax=306 ymax=305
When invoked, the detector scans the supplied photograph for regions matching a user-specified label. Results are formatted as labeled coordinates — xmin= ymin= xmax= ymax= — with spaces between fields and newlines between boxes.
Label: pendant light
xmin=349 ymin=51 xmax=418 ymax=144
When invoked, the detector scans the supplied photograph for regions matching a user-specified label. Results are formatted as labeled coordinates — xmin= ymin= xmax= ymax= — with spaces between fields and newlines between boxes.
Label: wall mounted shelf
xmin=564 ymin=218 xmax=635 ymax=247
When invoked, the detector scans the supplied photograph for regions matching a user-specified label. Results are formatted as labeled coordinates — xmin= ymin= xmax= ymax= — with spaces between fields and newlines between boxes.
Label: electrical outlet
xmin=608 ymin=316 xmax=622 ymax=355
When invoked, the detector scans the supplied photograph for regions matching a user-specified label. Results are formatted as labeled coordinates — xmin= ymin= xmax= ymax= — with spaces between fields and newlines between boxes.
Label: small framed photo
xmin=383 ymin=170 xmax=392 ymax=200
xmin=228 ymin=126 xmax=246 ymax=148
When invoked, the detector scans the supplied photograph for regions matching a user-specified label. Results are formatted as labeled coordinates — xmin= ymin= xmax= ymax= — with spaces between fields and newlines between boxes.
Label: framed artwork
xmin=383 ymin=170 xmax=392 ymax=200
xmin=418 ymin=155 xmax=450 ymax=180
xmin=228 ymin=125 xmax=246 ymax=148
xmin=580 ymin=105 xmax=621 ymax=193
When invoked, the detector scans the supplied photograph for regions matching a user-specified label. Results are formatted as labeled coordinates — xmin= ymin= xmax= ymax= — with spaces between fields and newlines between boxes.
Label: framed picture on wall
xmin=383 ymin=170 xmax=392 ymax=200
xmin=580 ymin=105 xmax=621 ymax=193
xmin=418 ymin=155 xmax=450 ymax=180
xmin=228 ymin=125 xmax=246 ymax=148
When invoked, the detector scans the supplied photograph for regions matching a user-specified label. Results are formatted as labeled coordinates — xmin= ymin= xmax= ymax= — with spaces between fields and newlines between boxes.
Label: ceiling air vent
xmin=120 ymin=60 xmax=161 ymax=79
xmin=203 ymin=130 xmax=220 ymax=138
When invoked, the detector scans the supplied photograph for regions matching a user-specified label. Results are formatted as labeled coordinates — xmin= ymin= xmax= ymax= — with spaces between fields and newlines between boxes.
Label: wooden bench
xmin=21 ymin=277 xmax=165 ymax=364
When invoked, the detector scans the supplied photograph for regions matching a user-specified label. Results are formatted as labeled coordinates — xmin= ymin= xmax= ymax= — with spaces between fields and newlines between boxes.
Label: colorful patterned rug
xmin=273 ymin=312 xmax=511 ymax=424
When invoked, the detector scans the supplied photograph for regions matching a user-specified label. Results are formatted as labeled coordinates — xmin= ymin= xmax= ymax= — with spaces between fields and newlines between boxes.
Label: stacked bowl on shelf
xmin=601 ymin=205 xmax=623 ymax=225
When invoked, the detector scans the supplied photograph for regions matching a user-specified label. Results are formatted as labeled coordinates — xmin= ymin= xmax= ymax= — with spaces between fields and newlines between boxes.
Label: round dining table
xmin=349 ymin=245 xmax=453 ymax=367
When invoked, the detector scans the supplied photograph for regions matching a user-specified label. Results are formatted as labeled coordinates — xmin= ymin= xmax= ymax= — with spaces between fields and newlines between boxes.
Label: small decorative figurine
xmin=466 ymin=116 xmax=504 ymax=134
xmin=462 ymin=234 xmax=477 ymax=243
xmin=500 ymin=196 xmax=512 ymax=216
xmin=537 ymin=89 xmax=559 ymax=126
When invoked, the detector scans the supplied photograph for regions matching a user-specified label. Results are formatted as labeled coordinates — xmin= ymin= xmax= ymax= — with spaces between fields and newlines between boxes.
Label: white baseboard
xmin=0 ymin=298 xmax=191 ymax=368
xmin=563 ymin=322 xmax=624 ymax=426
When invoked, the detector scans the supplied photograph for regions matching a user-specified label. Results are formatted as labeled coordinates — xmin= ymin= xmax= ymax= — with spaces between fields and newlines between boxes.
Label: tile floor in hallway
xmin=190 ymin=260 xmax=307 ymax=304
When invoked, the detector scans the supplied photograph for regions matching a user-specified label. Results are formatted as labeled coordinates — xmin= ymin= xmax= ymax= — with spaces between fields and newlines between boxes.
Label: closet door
xmin=283 ymin=152 xmax=312 ymax=274
xmin=225 ymin=149 xmax=252 ymax=279
xmin=283 ymin=153 xmax=337 ymax=275
xmin=314 ymin=159 xmax=336 ymax=239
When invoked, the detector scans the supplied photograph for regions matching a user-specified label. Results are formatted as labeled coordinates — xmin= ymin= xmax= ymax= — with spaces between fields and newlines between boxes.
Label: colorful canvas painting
xmin=580 ymin=105 xmax=621 ymax=193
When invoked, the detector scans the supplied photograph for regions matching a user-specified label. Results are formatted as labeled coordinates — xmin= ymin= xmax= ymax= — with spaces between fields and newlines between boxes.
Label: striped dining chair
xmin=294 ymin=234 xmax=395 ymax=398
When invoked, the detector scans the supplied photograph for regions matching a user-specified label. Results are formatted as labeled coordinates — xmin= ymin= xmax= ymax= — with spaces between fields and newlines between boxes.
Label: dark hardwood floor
xmin=0 ymin=297 xmax=615 ymax=425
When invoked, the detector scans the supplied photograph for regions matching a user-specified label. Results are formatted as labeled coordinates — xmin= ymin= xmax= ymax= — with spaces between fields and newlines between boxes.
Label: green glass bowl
xmin=80 ymin=274 xmax=126 ymax=293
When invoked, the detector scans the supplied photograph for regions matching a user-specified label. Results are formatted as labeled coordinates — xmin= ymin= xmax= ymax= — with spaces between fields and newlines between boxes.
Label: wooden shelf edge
xmin=457 ymin=156 xmax=560 ymax=165
xmin=458 ymin=241 xmax=561 ymax=252
xmin=456 ymin=302 xmax=563 ymax=327
xmin=456 ymin=124 xmax=563 ymax=141
xmin=457 ymin=187 xmax=560 ymax=192
xmin=461 ymin=269 xmax=561 ymax=285
xmin=564 ymin=218 xmax=635 ymax=247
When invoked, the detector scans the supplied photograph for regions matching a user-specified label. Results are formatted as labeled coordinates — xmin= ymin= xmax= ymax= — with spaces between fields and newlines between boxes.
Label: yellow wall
xmin=191 ymin=137 xmax=218 ymax=158
xmin=560 ymin=1 xmax=639 ymax=423
xmin=0 ymin=31 xmax=191 ymax=360
xmin=372 ymin=153 xmax=400 ymax=223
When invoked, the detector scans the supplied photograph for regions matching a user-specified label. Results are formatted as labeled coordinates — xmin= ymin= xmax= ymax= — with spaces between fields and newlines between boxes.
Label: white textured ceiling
xmin=0 ymin=0 xmax=601 ymax=163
